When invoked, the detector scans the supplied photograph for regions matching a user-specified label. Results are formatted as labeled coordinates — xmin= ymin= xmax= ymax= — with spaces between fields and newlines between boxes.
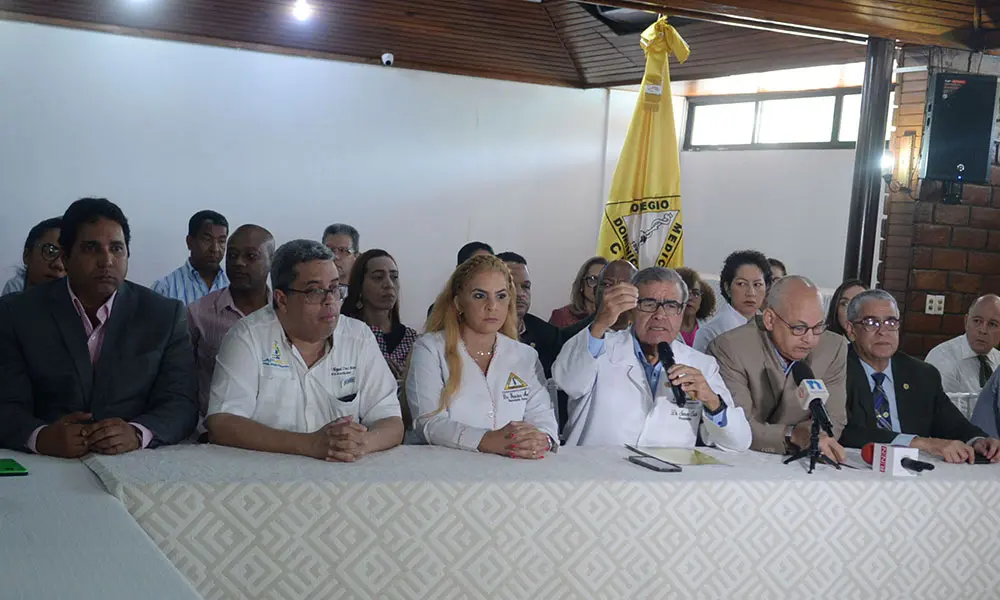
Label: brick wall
xmin=878 ymin=49 xmax=1000 ymax=357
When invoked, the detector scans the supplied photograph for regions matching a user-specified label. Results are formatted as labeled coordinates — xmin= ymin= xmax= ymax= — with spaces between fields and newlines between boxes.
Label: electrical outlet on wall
xmin=925 ymin=294 xmax=945 ymax=315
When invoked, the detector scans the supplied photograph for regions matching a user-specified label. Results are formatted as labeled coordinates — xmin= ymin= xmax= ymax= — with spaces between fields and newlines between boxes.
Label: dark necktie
xmin=978 ymin=355 xmax=994 ymax=388
xmin=871 ymin=372 xmax=892 ymax=430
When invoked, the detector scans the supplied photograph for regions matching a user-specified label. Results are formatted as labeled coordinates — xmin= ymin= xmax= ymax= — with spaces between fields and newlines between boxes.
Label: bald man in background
xmin=188 ymin=225 xmax=275 ymax=420
xmin=708 ymin=276 xmax=848 ymax=462
xmin=925 ymin=294 xmax=1000 ymax=395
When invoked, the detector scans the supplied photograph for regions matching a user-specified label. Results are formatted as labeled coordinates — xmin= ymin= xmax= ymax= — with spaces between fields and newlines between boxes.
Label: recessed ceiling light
xmin=292 ymin=0 xmax=313 ymax=21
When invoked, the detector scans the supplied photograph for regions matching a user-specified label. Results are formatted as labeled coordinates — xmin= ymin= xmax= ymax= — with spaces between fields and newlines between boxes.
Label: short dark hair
xmin=497 ymin=251 xmax=527 ymax=266
xmin=23 ymin=217 xmax=62 ymax=254
xmin=188 ymin=210 xmax=228 ymax=237
xmin=676 ymin=267 xmax=716 ymax=321
xmin=719 ymin=250 xmax=772 ymax=304
xmin=457 ymin=241 xmax=493 ymax=265
xmin=768 ymin=257 xmax=787 ymax=275
xmin=322 ymin=224 xmax=360 ymax=253
xmin=59 ymin=198 xmax=131 ymax=258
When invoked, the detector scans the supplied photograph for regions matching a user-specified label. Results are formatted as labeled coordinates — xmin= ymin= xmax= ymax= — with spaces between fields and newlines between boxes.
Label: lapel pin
xmin=903 ymin=383 xmax=910 ymax=390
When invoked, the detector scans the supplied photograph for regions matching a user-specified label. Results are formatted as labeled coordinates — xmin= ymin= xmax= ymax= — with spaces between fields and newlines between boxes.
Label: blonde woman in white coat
xmin=406 ymin=255 xmax=558 ymax=458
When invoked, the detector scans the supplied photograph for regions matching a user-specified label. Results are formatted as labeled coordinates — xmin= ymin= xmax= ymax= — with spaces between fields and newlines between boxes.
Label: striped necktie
xmin=871 ymin=372 xmax=892 ymax=430
xmin=978 ymin=355 xmax=994 ymax=388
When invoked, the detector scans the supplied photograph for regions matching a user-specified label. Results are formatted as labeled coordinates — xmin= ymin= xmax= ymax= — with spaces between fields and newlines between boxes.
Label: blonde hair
xmin=425 ymin=255 xmax=519 ymax=411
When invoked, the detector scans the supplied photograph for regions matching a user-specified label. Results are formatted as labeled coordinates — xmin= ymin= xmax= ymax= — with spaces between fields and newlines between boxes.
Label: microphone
xmin=861 ymin=442 xmax=935 ymax=475
xmin=657 ymin=342 xmax=685 ymax=406
xmin=791 ymin=362 xmax=834 ymax=436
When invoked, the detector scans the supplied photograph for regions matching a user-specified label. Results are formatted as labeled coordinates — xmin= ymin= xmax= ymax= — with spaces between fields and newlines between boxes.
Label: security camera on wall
xmin=381 ymin=52 xmax=394 ymax=66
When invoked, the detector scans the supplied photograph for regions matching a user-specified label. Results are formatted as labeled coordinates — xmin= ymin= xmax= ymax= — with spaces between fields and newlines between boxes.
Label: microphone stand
xmin=784 ymin=402 xmax=842 ymax=474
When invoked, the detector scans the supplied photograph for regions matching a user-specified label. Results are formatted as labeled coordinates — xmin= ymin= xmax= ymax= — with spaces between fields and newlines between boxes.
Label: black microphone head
xmin=657 ymin=341 xmax=675 ymax=368
xmin=790 ymin=361 xmax=815 ymax=386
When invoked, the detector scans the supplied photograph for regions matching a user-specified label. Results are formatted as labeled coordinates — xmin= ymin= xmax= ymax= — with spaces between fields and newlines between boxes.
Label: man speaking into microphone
xmin=708 ymin=276 xmax=848 ymax=463
xmin=553 ymin=267 xmax=751 ymax=450
xmin=839 ymin=290 xmax=1000 ymax=463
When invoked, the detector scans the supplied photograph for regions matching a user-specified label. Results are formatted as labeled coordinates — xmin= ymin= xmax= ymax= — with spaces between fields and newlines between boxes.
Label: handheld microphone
xmin=861 ymin=442 xmax=935 ymax=475
xmin=657 ymin=342 xmax=685 ymax=406
xmin=791 ymin=362 xmax=833 ymax=436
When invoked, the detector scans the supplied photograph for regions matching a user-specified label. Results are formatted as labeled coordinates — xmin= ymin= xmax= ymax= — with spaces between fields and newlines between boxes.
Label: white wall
xmin=605 ymin=90 xmax=855 ymax=291
xmin=0 ymin=21 xmax=608 ymax=327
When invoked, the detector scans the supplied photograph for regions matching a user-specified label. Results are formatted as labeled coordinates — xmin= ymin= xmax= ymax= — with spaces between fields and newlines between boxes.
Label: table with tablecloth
xmin=0 ymin=452 xmax=200 ymax=600
xmin=83 ymin=445 xmax=1000 ymax=600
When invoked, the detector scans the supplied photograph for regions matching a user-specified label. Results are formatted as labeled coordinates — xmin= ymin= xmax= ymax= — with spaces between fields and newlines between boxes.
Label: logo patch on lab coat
xmin=504 ymin=372 xmax=528 ymax=391
xmin=262 ymin=341 xmax=289 ymax=369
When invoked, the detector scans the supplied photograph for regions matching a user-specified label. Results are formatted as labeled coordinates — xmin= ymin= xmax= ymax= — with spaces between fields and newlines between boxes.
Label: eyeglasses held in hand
xmin=636 ymin=298 xmax=685 ymax=316
xmin=40 ymin=243 xmax=61 ymax=262
xmin=583 ymin=275 xmax=599 ymax=288
xmin=853 ymin=316 xmax=901 ymax=332
xmin=285 ymin=286 xmax=342 ymax=304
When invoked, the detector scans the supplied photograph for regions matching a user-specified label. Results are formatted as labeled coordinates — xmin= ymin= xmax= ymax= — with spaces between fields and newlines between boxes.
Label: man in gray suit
xmin=0 ymin=198 xmax=197 ymax=457
xmin=709 ymin=276 xmax=848 ymax=462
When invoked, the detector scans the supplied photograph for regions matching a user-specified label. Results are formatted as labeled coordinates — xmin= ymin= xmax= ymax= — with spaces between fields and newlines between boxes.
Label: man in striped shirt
xmin=151 ymin=211 xmax=230 ymax=305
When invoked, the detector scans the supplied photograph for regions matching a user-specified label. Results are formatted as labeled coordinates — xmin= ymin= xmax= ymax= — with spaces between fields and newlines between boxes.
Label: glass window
xmin=757 ymin=96 xmax=837 ymax=144
xmin=838 ymin=94 xmax=862 ymax=142
xmin=688 ymin=102 xmax=756 ymax=146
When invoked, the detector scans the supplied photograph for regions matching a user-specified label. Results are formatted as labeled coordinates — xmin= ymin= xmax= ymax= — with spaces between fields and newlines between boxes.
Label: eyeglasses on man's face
xmin=773 ymin=311 xmax=828 ymax=337
xmin=636 ymin=298 xmax=684 ymax=316
xmin=853 ymin=316 xmax=901 ymax=333
xmin=285 ymin=286 xmax=342 ymax=305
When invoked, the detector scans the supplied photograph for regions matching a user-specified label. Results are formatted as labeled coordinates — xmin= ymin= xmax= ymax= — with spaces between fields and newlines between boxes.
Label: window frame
xmin=683 ymin=87 xmax=864 ymax=151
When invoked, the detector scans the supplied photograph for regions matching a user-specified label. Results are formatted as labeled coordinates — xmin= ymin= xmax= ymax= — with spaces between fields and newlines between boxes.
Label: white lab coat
xmin=553 ymin=327 xmax=752 ymax=451
xmin=406 ymin=331 xmax=559 ymax=452
xmin=692 ymin=302 xmax=749 ymax=353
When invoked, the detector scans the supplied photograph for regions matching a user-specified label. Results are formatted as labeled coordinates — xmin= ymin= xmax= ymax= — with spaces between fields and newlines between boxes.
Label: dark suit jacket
xmin=0 ymin=279 xmax=198 ymax=450
xmin=520 ymin=313 xmax=565 ymax=433
xmin=840 ymin=346 xmax=986 ymax=448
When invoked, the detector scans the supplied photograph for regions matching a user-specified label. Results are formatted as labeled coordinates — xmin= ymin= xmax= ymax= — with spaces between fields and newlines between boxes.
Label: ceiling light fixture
xmin=292 ymin=0 xmax=313 ymax=21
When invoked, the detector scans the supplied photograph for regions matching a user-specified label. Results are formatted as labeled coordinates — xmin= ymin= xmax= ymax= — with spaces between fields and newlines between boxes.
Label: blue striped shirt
xmin=151 ymin=259 xmax=229 ymax=306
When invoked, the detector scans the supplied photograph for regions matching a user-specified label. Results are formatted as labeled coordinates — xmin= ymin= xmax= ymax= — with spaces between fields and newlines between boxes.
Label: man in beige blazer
xmin=708 ymin=276 xmax=848 ymax=462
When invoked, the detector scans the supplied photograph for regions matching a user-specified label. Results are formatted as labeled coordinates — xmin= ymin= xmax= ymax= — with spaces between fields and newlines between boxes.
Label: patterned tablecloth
xmin=84 ymin=445 xmax=1000 ymax=600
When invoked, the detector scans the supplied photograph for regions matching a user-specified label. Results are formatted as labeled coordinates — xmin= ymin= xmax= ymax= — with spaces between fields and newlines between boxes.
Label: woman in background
xmin=549 ymin=256 xmax=607 ymax=329
xmin=693 ymin=250 xmax=773 ymax=352
xmin=676 ymin=267 xmax=716 ymax=347
xmin=826 ymin=278 xmax=867 ymax=337
xmin=2 ymin=217 xmax=65 ymax=296
xmin=406 ymin=255 xmax=558 ymax=458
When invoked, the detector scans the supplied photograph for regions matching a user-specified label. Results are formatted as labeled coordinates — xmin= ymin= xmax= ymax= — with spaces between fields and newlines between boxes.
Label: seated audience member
xmin=207 ymin=240 xmax=403 ymax=461
xmin=341 ymin=249 xmax=418 ymax=378
xmin=498 ymin=252 xmax=561 ymax=378
xmin=560 ymin=259 xmax=638 ymax=341
xmin=709 ymin=276 xmax=847 ymax=461
xmin=2 ymin=217 xmax=65 ymax=296
xmin=152 ymin=210 xmax=230 ymax=305
xmin=693 ymin=250 xmax=772 ymax=352
xmin=971 ymin=369 xmax=1000 ymax=437
xmin=188 ymin=225 xmax=274 ymax=418
xmin=925 ymin=294 xmax=1000 ymax=395
xmin=0 ymin=198 xmax=198 ymax=456
xmin=825 ymin=278 xmax=867 ymax=337
xmin=768 ymin=258 xmax=787 ymax=280
xmin=427 ymin=241 xmax=495 ymax=318
xmin=406 ymin=255 xmax=558 ymax=458
xmin=676 ymin=267 xmax=716 ymax=347
xmin=554 ymin=267 xmax=751 ymax=449
xmin=549 ymin=256 xmax=607 ymax=329
xmin=322 ymin=223 xmax=360 ymax=297
xmin=840 ymin=290 xmax=999 ymax=463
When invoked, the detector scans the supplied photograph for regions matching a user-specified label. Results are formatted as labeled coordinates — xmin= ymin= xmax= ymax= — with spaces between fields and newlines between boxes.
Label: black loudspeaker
xmin=920 ymin=72 xmax=999 ymax=184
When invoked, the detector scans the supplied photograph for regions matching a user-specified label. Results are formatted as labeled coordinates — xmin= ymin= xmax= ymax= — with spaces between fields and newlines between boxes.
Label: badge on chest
xmin=330 ymin=364 xmax=357 ymax=388
xmin=502 ymin=372 xmax=530 ymax=403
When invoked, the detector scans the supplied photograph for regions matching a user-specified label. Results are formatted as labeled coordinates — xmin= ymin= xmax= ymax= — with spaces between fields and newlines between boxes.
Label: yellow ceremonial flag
xmin=597 ymin=17 xmax=689 ymax=269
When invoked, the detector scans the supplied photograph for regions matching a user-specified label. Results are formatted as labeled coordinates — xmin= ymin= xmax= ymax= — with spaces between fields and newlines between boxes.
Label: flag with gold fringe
xmin=597 ymin=16 xmax=689 ymax=268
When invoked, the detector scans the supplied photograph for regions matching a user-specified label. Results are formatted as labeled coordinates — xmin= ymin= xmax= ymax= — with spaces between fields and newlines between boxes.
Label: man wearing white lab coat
xmin=553 ymin=267 xmax=751 ymax=451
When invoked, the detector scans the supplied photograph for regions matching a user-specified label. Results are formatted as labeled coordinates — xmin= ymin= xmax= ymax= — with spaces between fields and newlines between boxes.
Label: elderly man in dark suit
xmin=839 ymin=289 xmax=1000 ymax=463
xmin=0 ymin=198 xmax=197 ymax=457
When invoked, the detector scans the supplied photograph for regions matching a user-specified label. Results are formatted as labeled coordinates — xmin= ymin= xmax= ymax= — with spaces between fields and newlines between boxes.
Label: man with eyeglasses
xmin=709 ymin=275 xmax=848 ymax=462
xmin=206 ymin=239 xmax=404 ymax=461
xmin=840 ymin=289 xmax=1000 ymax=463
xmin=553 ymin=267 xmax=751 ymax=450
xmin=925 ymin=294 xmax=1000 ymax=395
xmin=322 ymin=223 xmax=360 ymax=299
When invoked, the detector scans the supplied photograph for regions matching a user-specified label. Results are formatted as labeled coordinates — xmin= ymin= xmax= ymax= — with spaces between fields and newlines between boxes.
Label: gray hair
xmin=594 ymin=260 xmax=638 ymax=309
xmin=631 ymin=266 xmax=689 ymax=305
xmin=846 ymin=289 xmax=898 ymax=323
xmin=764 ymin=275 xmax=821 ymax=310
xmin=321 ymin=223 xmax=360 ymax=253
xmin=271 ymin=239 xmax=334 ymax=294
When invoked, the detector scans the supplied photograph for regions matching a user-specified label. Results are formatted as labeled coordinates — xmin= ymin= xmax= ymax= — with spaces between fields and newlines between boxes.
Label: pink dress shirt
xmin=26 ymin=281 xmax=153 ymax=452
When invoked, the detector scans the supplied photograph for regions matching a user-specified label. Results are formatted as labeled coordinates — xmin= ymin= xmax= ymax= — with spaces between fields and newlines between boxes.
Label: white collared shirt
xmin=207 ymin=307 xmax=401 ymax=433
xmin=925 ymin=334 xmax=1000 ymax=395
xmin=405 ymin=332 xmax=559 ymax=452
xmin=553 ymin=327 xmax=752 ymax=451
xmin=692 ymin=302 xmax=749 ymax=353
